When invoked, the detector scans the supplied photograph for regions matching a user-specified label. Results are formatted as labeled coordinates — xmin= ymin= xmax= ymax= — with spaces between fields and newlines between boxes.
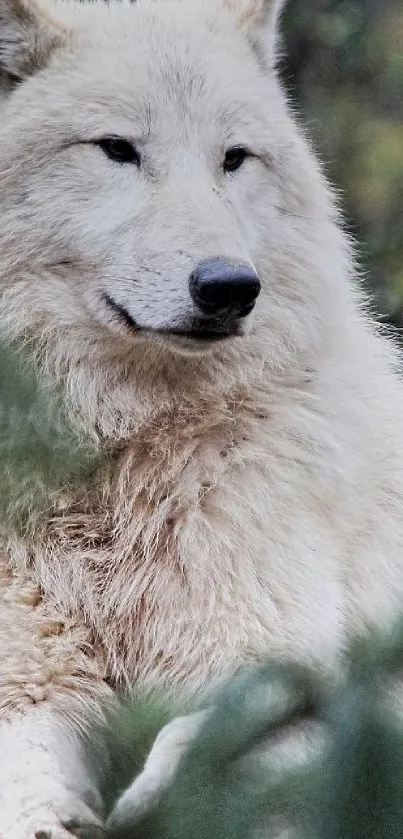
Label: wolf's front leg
xmin=0 ymin=712 xmax=106 ymax=839
xmin=107 ymin=711 xmax=208 ymax=831
xmin=0 ymin=567 xmax=113 ymax=838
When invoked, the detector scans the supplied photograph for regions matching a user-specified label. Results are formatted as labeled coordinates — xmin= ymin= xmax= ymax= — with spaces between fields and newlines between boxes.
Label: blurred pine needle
xmin=98 ymin=626 xmax=403 ymax=839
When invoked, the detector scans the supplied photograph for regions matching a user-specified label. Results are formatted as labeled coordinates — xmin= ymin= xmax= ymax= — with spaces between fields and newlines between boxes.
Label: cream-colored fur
xmin=1 ymin=0 xmax=403 ymax=834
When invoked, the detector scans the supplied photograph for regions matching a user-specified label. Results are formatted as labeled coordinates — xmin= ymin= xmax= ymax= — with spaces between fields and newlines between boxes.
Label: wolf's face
xmin=0 ymin=0 xmax=335 ymax=360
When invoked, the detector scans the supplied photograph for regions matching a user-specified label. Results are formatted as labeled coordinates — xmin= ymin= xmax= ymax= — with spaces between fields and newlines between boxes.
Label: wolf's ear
xmin=0 ymin=0 xmax=65 ymax=89
xmin=223 ymin=0 xmax=286 ymax=65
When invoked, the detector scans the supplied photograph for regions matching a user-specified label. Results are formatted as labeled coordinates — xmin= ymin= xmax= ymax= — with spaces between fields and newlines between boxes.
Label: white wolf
xmin=0 ymin=0 xmax=403 ymax=834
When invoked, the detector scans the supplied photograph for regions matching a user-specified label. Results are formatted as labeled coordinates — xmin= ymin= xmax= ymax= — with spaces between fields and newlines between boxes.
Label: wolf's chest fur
xmin=24 ymin=388 xmax=348 ymax=697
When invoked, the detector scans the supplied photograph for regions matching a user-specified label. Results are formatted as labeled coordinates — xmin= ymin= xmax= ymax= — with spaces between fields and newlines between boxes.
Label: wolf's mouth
xmin=169 ymin=326 xmax=240 ymax=342
xmin=102 ymin=294 xmax=240 ymax=342
xmin=102 ymin=293 xmax=139 ymax=331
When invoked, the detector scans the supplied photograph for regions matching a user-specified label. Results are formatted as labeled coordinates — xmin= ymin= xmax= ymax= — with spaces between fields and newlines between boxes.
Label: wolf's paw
xmin=0 ymin=799 xmax=105 ymax=839
xmin=106 ymin=711 xmax=207 ymax=831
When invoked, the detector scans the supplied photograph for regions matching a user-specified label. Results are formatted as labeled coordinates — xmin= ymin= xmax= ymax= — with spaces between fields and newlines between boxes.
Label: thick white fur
xmin=1 ymin=0 xmax=403 ymax=833
xmin=0 ymin=713 xmax=104 ymax=837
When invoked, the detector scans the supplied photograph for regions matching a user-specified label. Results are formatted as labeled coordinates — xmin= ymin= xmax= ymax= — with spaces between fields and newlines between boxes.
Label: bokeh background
xmin=282 ymin=0 xmax=403 ymax=326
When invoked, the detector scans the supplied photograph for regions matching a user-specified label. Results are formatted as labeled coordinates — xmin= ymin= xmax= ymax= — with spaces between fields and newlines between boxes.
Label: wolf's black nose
xmin=189 ymin=258 xmax=260 ymax=318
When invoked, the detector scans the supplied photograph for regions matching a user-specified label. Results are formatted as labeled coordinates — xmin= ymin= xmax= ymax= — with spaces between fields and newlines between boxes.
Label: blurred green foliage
xmin=0 ymin=343 xmax=101 ymax=534
xmin=103 ymin=624 xmax=403 ymax=839
xmin=282 ymin=0 xmax=403 ymax=322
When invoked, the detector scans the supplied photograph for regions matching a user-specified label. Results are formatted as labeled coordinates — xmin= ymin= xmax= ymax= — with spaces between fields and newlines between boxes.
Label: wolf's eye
xmin=96 ymin=137 xmax=141 ymax=166
xmin=223 ymin=146 xmax=247 ymax=173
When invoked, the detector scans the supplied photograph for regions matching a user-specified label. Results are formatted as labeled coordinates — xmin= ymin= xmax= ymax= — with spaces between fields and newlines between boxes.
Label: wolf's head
xmin=0 ymin=0 xmax=349 ymax=366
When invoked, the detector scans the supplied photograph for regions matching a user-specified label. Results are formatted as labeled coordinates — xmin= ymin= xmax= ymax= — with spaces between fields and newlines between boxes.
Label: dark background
xmin=282 ymin=0 xmax=403 ymax=326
